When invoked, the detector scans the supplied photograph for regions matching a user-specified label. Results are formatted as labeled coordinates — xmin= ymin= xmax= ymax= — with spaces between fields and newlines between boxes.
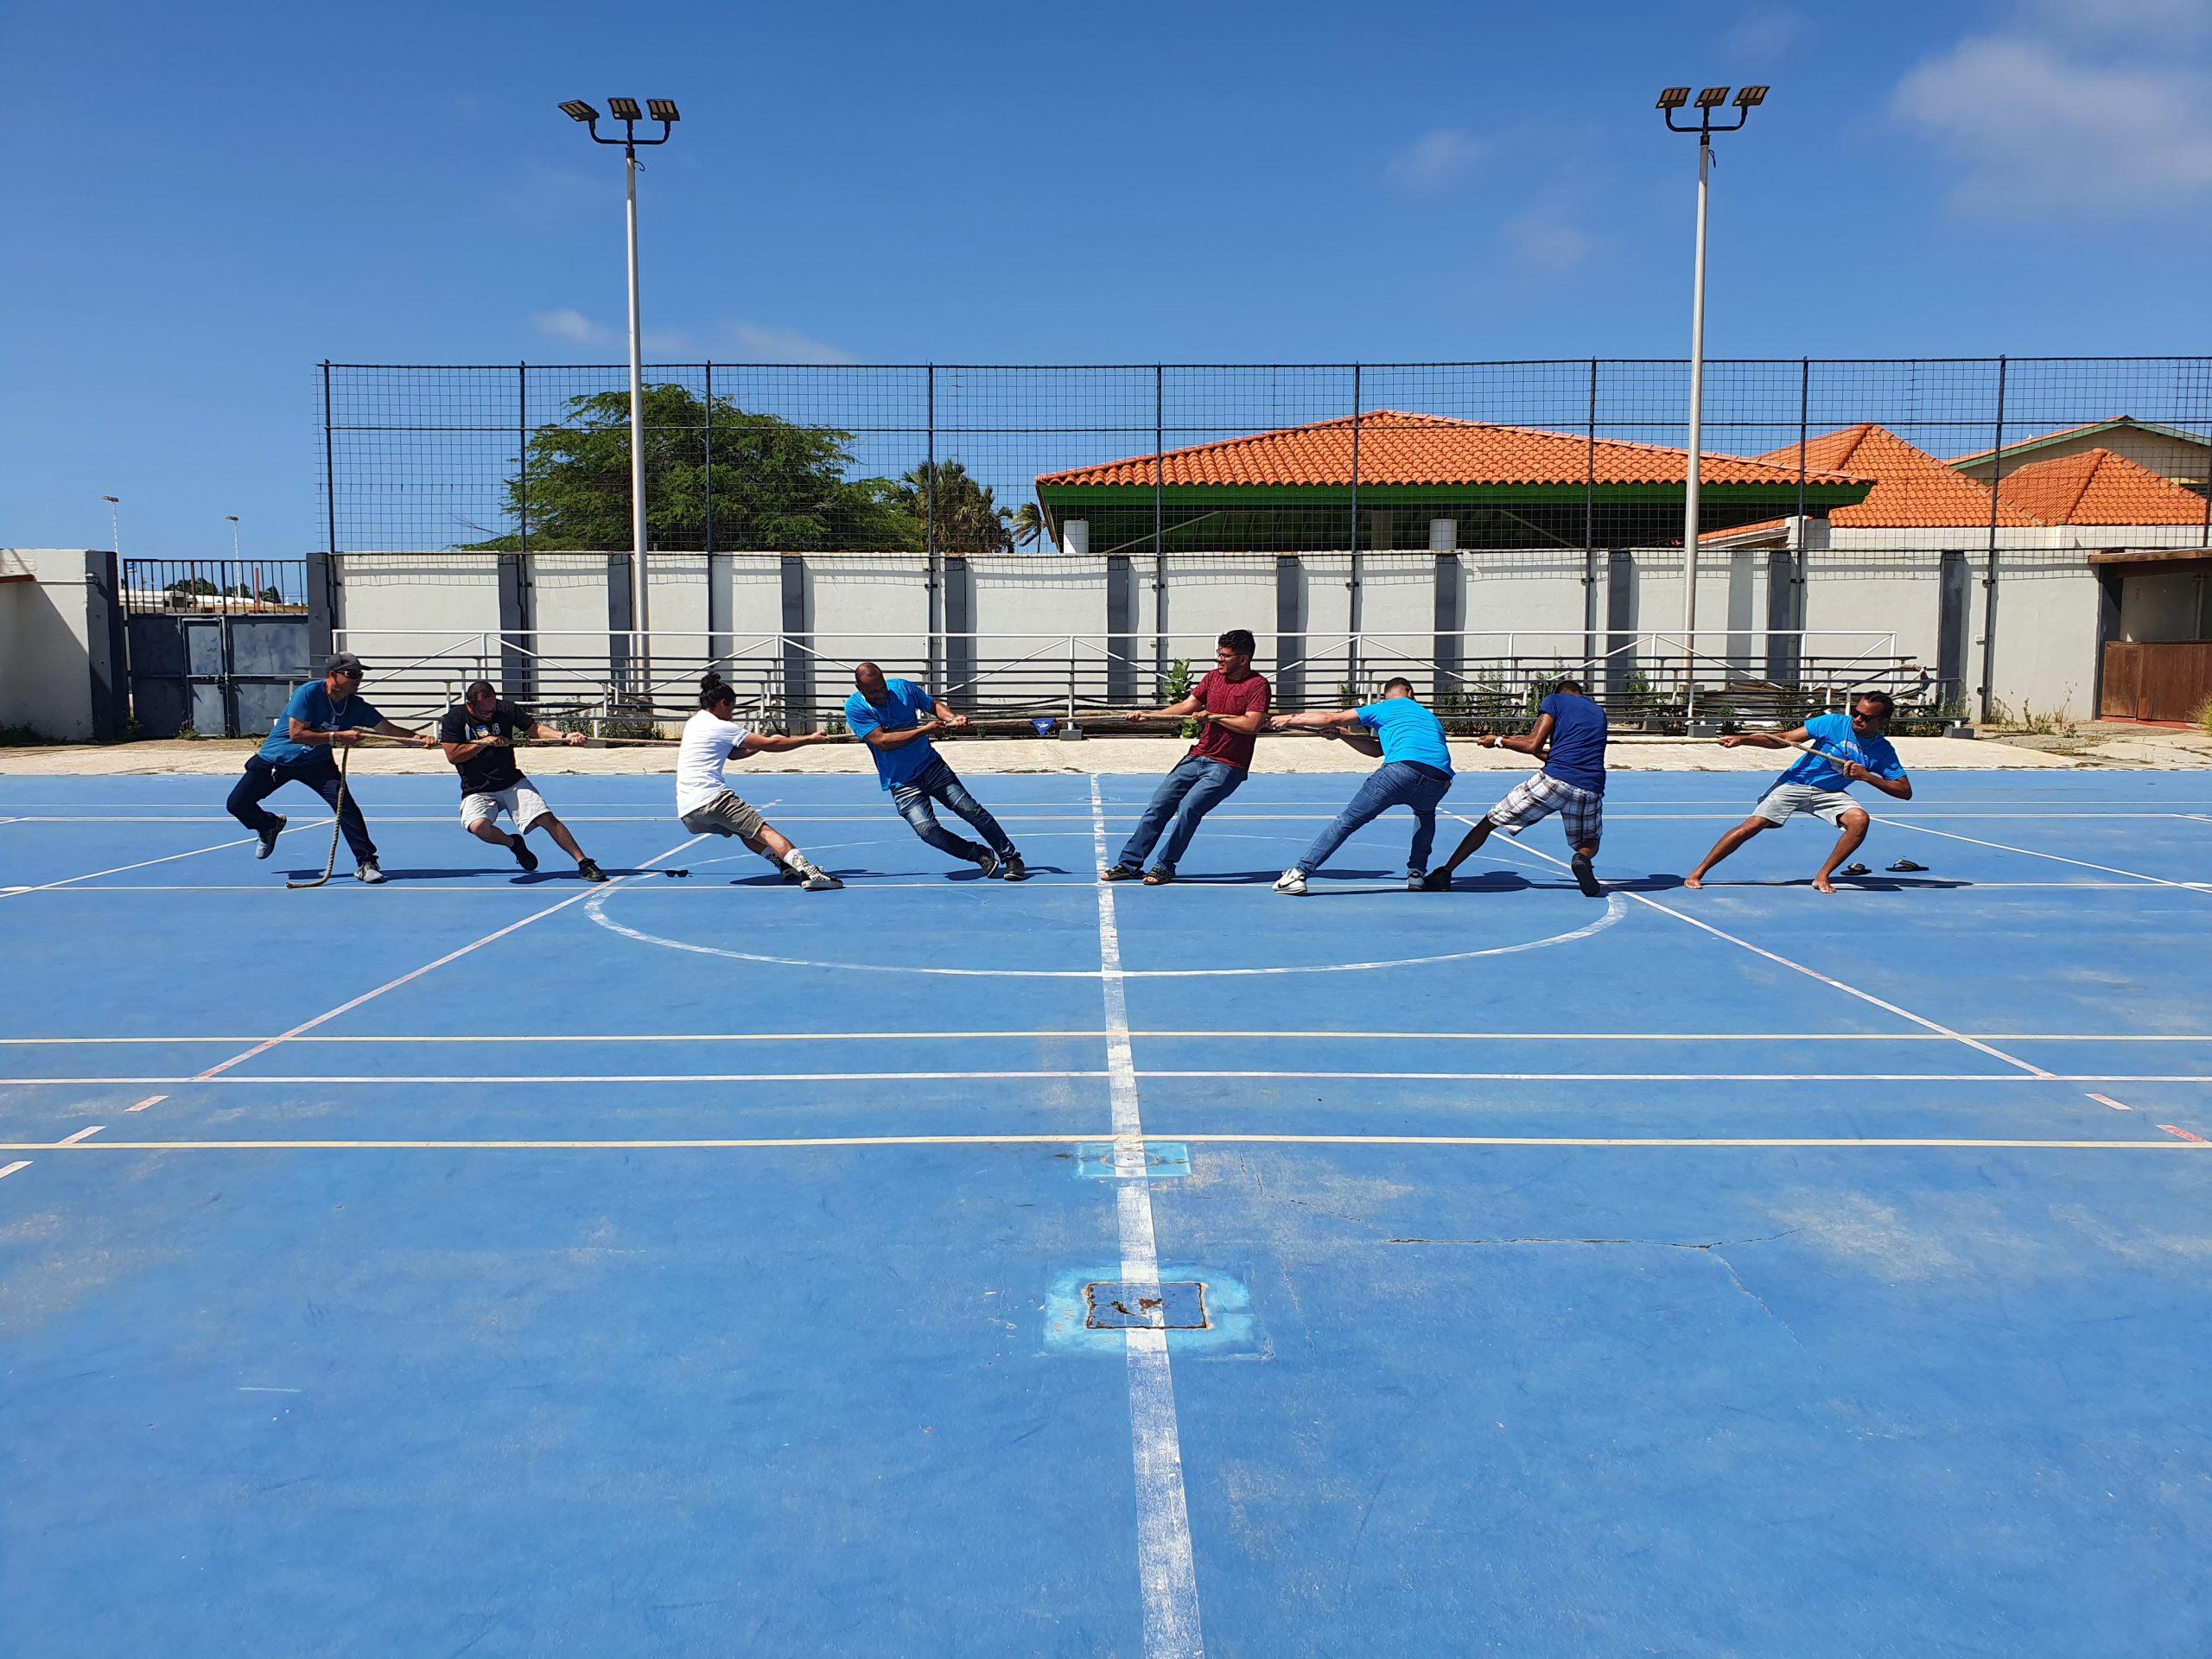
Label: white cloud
xmin=1506 ymin=213 xmax=1597 ymax=274
xmin=1894 ymin=8 xmax=2212 ymax=214
xmin=532 ymin=308 xmax=611 ymax=344
xmin=1386 ymin=129 xmax=1488 ymax=192
xmin=721 ymin=322 xmax=859 ymax=365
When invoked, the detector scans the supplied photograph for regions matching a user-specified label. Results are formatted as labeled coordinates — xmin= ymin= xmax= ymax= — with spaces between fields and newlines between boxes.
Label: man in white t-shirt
xmin=676 ymin=675 xmax=844 ymax=890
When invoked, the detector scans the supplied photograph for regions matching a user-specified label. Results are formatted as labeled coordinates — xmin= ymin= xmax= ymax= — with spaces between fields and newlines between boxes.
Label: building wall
xmin=1955 ymin=430 xmax=2212 ymax=491
xmin=0 ymin=550 xmax=122 ymax=741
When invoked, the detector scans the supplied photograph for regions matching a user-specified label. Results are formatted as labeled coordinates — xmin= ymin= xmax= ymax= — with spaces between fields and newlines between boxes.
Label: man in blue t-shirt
xmin=224 ymin=652 xmax=435 ymax=883
xmin=1685 ymin=690 xmax=1914 ymax=893
xmin=1268 ymin=677 xmax=1454 ymax=893
xmin=1425 ymin=678 xmax=1611 ymax=898
xmin=844 ymin=661 xmax=1026 ymax=880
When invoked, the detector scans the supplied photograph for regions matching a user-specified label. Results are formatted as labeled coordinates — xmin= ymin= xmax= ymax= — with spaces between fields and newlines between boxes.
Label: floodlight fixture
xmin=1656 ymin=86 xmax=1690 ymax=110
xmin=646 ymin=99 xmax=680 ymax=123
xmin=1694 ymin=85 xmax=1730 ymax=108
xmin=559 ymin=100 xmax=598 ymax=123
xmin=1734 ymin=85 xmax=1768 ymax=108
xmin=606 ymin=96 xmax=643 ymax=122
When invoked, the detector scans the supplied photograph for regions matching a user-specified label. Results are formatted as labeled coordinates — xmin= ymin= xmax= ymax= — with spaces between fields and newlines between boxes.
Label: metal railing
xmin=329 ymin=626 xmax=1916 ymax=732
xmin=121 ymin=558 xmax=308 ymax=616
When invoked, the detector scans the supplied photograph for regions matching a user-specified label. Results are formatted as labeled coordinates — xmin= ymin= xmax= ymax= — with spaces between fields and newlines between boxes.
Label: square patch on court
xmin=1084 ymin=1280 xmax=1210 ymax=1331
xmin=1072 ymin=1141 xmax=1192 ymax=1179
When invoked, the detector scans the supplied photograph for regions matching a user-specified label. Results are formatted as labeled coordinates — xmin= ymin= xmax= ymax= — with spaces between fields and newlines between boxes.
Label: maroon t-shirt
xmin=1187 ymin=669 xmax=1271 ymax=770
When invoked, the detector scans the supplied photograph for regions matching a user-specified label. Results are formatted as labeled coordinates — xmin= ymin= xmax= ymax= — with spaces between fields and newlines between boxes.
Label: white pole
xmin=625 ymin=144 xmax=651 ymax=702
xmin=105 ymin=497 xmax=122 ymax=558
xmin=228 ymin=516 xmax=240 ymax=561
xmin=1681 ymin=134 xmax=1712 ymax=710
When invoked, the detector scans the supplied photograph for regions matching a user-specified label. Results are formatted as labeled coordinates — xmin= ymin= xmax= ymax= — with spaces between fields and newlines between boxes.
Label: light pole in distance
xmin=1656 ymin=83 xmax=1765 ymax=707
xmin=102 ymin=495 xmax=121 ymax=557
xmin=559 ymin=96 xmax=680 ymax=711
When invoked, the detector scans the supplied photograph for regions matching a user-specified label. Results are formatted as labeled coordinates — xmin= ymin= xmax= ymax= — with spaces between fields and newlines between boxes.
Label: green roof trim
xmin=1952 ymin=416 xmax=2212 ymax=467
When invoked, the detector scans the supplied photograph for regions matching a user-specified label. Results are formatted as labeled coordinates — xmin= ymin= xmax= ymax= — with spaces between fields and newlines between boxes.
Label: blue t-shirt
xmin=1538 ymin=693 xmax=1608 ymax=793
xmin=1357 ymin=697 xmax=1452 ymax=774
xmin=1778 ymin=711 xmax=1905 ymax=792
xmin=845 ymin=678 xmax=942 ymax=790
xmin=258 ymin=681 xmax=384 ymax=765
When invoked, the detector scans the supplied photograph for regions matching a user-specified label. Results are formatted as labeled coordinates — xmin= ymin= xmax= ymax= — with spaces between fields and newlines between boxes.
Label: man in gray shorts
xmin=1684 ymin=691 xmax=1914 ymax=894
xmin=438 ymin=680 xmax=607 ymax=880
xmin=676 ymin=673 xmax=844 ymax=890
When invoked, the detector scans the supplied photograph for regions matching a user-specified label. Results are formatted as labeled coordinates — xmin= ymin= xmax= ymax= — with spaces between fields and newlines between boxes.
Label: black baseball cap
xmin=327 ymin=652 xmax=368 ymax=677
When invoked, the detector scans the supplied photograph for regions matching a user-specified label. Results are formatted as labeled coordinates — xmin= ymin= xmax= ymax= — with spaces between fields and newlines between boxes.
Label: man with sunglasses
xmin=1684 ymin=690 xmax=1913 ymax=894
xmin=225 ymin=652 xmax=434 ymax=884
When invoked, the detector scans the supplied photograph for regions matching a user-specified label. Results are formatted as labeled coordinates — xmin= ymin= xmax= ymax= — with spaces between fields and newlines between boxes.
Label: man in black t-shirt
xmin=436 ymin=680 xmax=607 ymax=880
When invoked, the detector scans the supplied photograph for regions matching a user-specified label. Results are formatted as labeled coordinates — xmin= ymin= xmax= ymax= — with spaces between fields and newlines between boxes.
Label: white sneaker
xmin=1274 ymin=868 xmax=1306 ymax=895
xmin=354 ymin=861 xmax=385 ymax=885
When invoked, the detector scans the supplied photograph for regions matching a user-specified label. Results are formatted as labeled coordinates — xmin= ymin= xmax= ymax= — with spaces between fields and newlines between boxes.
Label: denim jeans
xmin=889 ymin=755 xmax=1017 ymax=863
xmin=226 ymin=752 xmax=378 ymax=863
xmin=1116 ymin=755 xmax=1246 ymax=874
xmin=1294 ymin=762 xmax=1452 ymax=878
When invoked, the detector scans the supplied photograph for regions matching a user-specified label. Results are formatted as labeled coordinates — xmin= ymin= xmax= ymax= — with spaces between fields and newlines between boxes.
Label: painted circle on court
xmin=585 ymin=860 xmax=1630 ymax=978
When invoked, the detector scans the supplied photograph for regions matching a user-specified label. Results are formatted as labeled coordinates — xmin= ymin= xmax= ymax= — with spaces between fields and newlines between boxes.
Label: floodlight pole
xmin=102 ymin=495 xmax=121 ymax=558
xmin=563 ymin=99 xmax=677 ymax=711
xmin=1660 ymin=88 xmax=1762 ymax=713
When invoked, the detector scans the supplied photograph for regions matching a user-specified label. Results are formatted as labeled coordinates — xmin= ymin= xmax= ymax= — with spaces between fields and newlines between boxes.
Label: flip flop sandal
xmin=1840 ymin=862 xmax=1872 ymax=876
xmin=1886 ymin=859 xmax=1928 ymax=873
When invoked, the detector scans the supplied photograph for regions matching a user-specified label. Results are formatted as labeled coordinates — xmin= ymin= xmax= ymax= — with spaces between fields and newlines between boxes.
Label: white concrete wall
xmin=0 ymin=550 xmax=112 ymax=741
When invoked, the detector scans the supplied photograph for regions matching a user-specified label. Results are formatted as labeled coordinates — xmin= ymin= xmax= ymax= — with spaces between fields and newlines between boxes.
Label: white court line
xmin=0 ymin=1160 xmax=29 ymax=1178
xmin=1462 ymin=819 xmax=2059 ymax=1082
xmin=3 ymin=1029 xmax=2209 ymax=1046
xmin=1876 ymin=817 xmax=2210 ymax=895
xmin=190 ymin=834 xmax=709 ymax=1082
xmin=10 ymin=1134 xmax=2200 ymax=1153
xmin=16 ymin=877 xmax=2212 ymax=895
xmin=9 ymin=1071 xmax=2209 ymax=1086
xmin=1092 ymin=773 xmax=1204 ymax=1659
xmin=0 ymin=822 xmax=316 ymax=899
xmin=126 ymin=1095 xmax=168 ymax=1113
xmin=56 ymin=1125 xmax=104 ymax=1145
xmin=2087 ymin=1094 xmax=2133 ymax=1111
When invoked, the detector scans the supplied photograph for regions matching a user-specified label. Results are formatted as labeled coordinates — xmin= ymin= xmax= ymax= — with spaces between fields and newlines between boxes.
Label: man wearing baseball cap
xmin=224 ymin=652 xmax=435 ymax=884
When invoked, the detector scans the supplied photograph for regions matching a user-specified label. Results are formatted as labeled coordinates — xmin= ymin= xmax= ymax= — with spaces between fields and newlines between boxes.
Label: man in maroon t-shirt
xmin=1103 ymin=628 xmax=1272 ymax=886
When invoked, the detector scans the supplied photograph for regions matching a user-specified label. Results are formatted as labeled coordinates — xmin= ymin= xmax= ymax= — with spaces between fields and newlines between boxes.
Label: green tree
xmin=1010 ymin=501 xmax=1046 ymax=550
xmin=474 ymin=383 xmax=918 ymax=553
xmin=889 ymin=461 xmax=1014 ymax=555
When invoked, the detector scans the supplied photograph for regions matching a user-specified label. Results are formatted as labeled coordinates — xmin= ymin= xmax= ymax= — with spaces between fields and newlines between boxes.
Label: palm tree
xmin=1011 ymin=501 xmax=1046 ymax=551
xmin=891 ymin=461 xmax=1014 ymax=554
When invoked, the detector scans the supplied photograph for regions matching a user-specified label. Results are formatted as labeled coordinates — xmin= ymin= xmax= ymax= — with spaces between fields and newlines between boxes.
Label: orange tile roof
xmin=1994 ymin=448 xmax=2212 ymax=526
xmin=1037 ymin=410 xmax=1866 ymax=490
xmin=1751 ymin=423 xmax=2040 ymax=528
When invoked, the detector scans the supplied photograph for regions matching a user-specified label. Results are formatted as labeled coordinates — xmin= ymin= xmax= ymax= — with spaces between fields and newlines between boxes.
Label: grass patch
xmin=0 ymin=724 xmax=66 ymax=747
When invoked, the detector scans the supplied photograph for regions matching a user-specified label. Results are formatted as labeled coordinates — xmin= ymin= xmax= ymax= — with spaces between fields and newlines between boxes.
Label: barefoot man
xmin=1684 ymin=690 xmax=1913 ymax=894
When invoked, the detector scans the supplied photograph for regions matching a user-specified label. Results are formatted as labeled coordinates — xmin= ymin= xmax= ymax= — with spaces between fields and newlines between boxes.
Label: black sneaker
xmin=255 ymin=816 xmax=287 ymax=859
xmin=508 ymin=833 xmax=538 ymax=873
xmin=354 ymin=860 xmax=385 ymax=886
xmin=1571 ymin=853 xmax=1603 ymax=898
xmin=1001 ymin=855 xmax=1028 ymax=882
xmin=1420 ymin=870 xmax=1451 ymax=892
xmin=1142 ymin=866 xmax=1174 ymax=887
xmin=974 ymin=849 xmax=1001 ymax=879
xmin=1100 ymin=863 xmax=1141 ymax=881
xmin=577 ymin=858 xmax=607 ymax=883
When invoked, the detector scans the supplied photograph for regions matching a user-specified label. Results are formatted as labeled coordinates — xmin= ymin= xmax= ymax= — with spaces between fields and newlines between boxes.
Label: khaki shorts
xmin=680 ymin=790 xmax=766 ymax=842
xmin=461 ymin=784 xmax=552 ymax=831
xmin=1754 ymin=783 xmax=1861 ymax=827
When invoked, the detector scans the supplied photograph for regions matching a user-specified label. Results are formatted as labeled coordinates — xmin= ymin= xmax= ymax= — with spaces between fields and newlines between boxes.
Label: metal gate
xmin=123 ymin=561 xmax=311 ymax=739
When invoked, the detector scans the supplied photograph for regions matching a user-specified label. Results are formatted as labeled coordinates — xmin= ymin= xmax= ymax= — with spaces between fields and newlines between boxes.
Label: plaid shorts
xmin=1485 ymin=772 xmax=1604 ymax=849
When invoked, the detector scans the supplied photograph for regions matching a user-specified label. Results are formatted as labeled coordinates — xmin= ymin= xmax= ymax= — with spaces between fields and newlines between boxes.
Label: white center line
xmin=126 ymin=1095 xmax=169 ymax=1112
xmin=0 ymin=1160 xmax=29 ymax=1179
xmin=57 ymin=1126 xmax=105 ymax=1145
xmin=1091 ymin=774 xmax=1205 ymax=1659
xmin=2086 ymin=1094 xmax=2133 ymax=1111
xmin=0 ymin=823 xmax=316 ymax=899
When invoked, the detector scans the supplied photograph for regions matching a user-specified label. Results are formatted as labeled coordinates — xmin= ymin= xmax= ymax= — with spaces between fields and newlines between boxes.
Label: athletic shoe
xmin=1100 ymin=864 xmax=1141 ymax=881
xmin=1001 ymin=855 xmax=1028 ymax=882
xmin=354 ymin=860 xmax=385 ymax=885
xmin=508 ymin=833 xmax=539 ymax=873
xmin=1570 ymin=853 xmax=1603 ymax=898
xmin=1420 ymin=870 xmax=1451 ymax=892
xmin=255 ymin=817 xmax=287 ymax=859
xmin=1406 ymin=874 xmax=1427 ymax=892
xmin=1142 ymin=866 xmax=1174 ymax=887
xmin=974 ymin=850 xmax=1001 ymax=880
xmin=801 ymin=867 xmax=844 ymax=892
xmin=577 ymin=858 xmax=608 ymax=883
xmin=780 ymin=864 xmax=804 ymax=882
xmin=1274 ymin=868 xmax=1306 ymax=896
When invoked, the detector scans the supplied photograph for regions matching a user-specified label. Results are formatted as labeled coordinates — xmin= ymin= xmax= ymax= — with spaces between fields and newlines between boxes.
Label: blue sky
xmin=6 ymin=0 xmax=2210 ymax=557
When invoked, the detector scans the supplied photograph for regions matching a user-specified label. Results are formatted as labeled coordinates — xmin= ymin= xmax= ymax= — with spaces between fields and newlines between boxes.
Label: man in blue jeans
xmin=1268 ymin=677 xmax=1454 ymax=893
xmin=225 ymin=652 xmax=435 ymax=884
xmin=1100 ymin=629 xmax=1272 ymax=887
xmin=846 ymin=661 xmax=1027 ymax=880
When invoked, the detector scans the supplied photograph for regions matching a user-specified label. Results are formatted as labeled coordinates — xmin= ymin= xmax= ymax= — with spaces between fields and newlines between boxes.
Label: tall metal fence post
xmin=926 ymin=364 xmax=939 ymax=692
xmin=502 ymin=361 xmax=535 ymax=701
xmin=1153 ymin=364 xmax=1166 ymax=696
xmin=318 ymin=360 xmax=340 ymax=670
xmin=1582 ymin=359 xmax=1598 ymax=671
xmin=1347 ymin=364 xmax=1363 ymax=696
xmin=1979 ymin=355 xmax=2007 ymax=725
xmin=702 ymin=361 xmax=714 ymax=558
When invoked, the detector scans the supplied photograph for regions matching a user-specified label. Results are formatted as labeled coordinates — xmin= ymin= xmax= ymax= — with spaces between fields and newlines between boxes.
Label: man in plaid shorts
xmin=1423 ymin=678 xmax=1608 ymax=898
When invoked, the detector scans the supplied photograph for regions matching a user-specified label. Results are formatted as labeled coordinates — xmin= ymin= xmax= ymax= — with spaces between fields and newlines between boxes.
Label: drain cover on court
xmin=1084 ymin=1281 xmax=1210 ymax=1330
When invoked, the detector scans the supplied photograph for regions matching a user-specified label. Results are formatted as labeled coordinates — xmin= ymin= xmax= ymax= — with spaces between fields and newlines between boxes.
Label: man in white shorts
xmin=1424 ymin=678 xmax=1609 ymax=898
xmin=676 ymin=673 xmax=843 ymax=890
xmin=438 ymin=680 xmax=607 ymax=880
xmin=1684 ymin=690 xmax=1914 ymax=894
